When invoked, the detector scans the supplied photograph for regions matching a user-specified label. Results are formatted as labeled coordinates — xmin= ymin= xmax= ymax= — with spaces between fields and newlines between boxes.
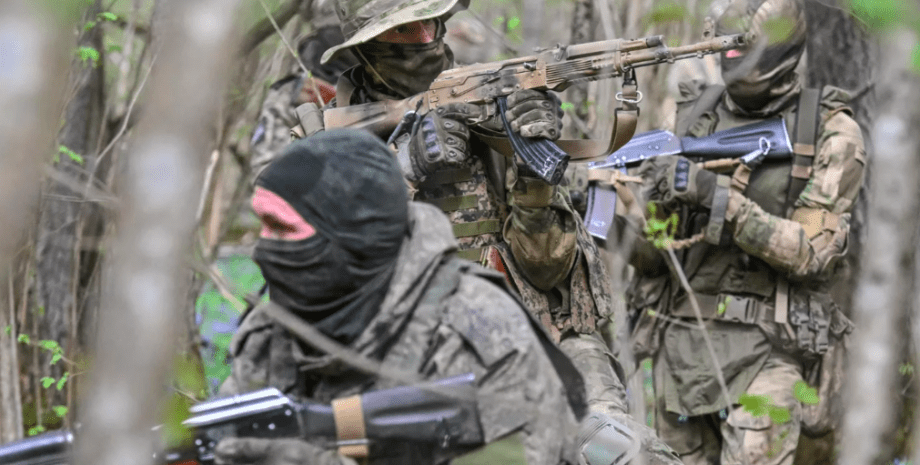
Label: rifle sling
xmin=331 ymin=395 xmax=369 ymax=458
xmin=785 ymin=87 xmax=821 ymax=216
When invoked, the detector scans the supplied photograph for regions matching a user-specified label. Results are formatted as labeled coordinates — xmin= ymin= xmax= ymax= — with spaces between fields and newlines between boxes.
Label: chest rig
xmin=413 ymin=135 xmax=509 ymax=263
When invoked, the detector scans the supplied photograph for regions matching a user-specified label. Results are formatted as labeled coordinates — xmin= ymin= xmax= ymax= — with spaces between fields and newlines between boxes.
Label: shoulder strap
xmin=335 ymin=72 xmax=357 ymax=108
xmin=784 ymin=87 xmax=822 ymax=216
xmin=676 ymin=84 xmax=725 ymax=137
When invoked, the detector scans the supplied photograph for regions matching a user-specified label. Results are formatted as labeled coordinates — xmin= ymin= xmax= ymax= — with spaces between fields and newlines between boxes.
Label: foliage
xmin=55 ymin=145 xmax=85 ymax=165
xmin=16 ymin=333 xmax=78 ymax=435
xmin=644 ymin=203 xmax=679 ymax=249
xmin=645 ymin=2 xmax=688 ymax=26
xmin=793 ymin=380 xmax=820 ymax=405
xmin=738 ymin=392 xmax=791 ymax=424
xmin=77 ymin=46 xmax=101 ymax=68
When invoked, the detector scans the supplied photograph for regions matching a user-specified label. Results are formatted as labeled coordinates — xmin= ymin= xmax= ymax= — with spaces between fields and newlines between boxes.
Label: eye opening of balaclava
xmin=353 ymin=16 xmax=454 ymax=99
xmin=252 ymin=129 xmax=409 ymax=345
xmin=717 ymin=0 xmax=807 ymax=114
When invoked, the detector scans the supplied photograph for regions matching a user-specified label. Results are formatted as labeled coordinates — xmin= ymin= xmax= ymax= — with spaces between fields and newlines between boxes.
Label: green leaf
xmin=52 ymin=405 xmax=69 ymax=418
xmin=58 ymin=145 xmax=85 ymax=165
xmin=738 ymin=393 xmax=770 ymax=417
xmin=560 ymin=102 xmax=575 ymax=112
xmin=41 ymin=377 xmax=55 ymax=389
xmin=902 ymin=362 xmax=916 ymax=376
xmin=50 ymin=353 xmax=63 ymax=366
xmin=717 ymin=296 xmax=732 ymax=315
xmin=161 ymin=394 xmax=193 ymax=448
xmin=3 ymin=325 xmax=10 ymax=336
xmin=83 ymin=20 xmax=96 ymax=31
xmin=646 ymin=2 xmax=687 ymax=25
xmin=28 ymin=425 xmax=46 ymax=436
xmin=77 ymin=46 xmax=100 ymax=68
xmin=39 ymin=339 xmax=60 ymax=352
xmin=98 ymin=11 xmax=117 ymax=21
xmin=768 ymin=405 xmax=791 ymax=424
xmin=56 ymin=372 xmax=69 ymax=391
xmin=17 ymin=334 xmax=31 ymax=344
xmin=507 ymin=16 xmax=521 ymax=32
xmin=793 ymin=380 xmax=820 ymax=405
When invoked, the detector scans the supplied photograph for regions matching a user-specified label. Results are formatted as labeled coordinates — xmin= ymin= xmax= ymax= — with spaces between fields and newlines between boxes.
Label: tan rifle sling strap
xmin=785 ymin=87 xmax=822 ymax=216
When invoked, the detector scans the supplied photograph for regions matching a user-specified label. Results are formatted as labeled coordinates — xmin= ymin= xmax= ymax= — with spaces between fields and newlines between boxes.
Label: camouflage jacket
xmin=621 ymin=84 xmax=865 ymax=415
xmin=221 ymin=202 xmax=583 ymax=464
xmin=290 ymin=69 xmax=615 ymax=339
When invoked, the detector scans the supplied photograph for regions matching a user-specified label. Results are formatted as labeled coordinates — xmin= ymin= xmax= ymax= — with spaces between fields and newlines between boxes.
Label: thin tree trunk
xmin=0 ymin=0 xmax=69 ymax=443
xmin=74 ymin=0 xmax=243 ymax=464
xmin=840 ymin=27 xmax=920 ymax=465
xmin=32 ymin=0 xmax=106 ymax=415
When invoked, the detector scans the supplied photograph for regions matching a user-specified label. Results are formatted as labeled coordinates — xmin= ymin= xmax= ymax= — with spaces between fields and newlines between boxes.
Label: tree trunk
xmin=840 ymin=27 xmax=920 ymax=465
xmin=74 ymin=0 xmax=243 ymax=464
xmin=32 ymin=0 xmax=106 ymax=418
xmin=0 ymin=1 xmax=70 ymax=442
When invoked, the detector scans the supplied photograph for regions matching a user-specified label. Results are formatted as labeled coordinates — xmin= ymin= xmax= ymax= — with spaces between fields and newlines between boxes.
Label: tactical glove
xmin=407 ymin=103 xmax=478 ymax=182
xmin=214 ymin=437 xmax=352 ymax=465
xmin=505 ymin=89 xmax=564 ymax=140
xmin=650 ymin=155 xmax=719 ymax=209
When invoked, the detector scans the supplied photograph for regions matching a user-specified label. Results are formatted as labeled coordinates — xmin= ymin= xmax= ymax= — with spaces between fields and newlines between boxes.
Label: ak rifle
xmin=323 ymin=33 xmax=747 ymax=184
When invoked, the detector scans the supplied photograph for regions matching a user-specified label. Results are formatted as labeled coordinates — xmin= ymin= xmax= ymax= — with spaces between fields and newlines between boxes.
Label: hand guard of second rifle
xmin=214 ymin=437 xmax=350 ymax=465
xmin=653 ymin=156 xmax=718 ymax=209
xmin=407 ymin=103 xmax=477 ymax=182
xmin=505 ymin=89 xmax=564 ymax=140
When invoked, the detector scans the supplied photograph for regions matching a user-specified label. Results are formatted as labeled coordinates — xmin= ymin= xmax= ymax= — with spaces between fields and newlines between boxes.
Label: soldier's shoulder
xmin=819 ymin=85 xmax=855 ymax=116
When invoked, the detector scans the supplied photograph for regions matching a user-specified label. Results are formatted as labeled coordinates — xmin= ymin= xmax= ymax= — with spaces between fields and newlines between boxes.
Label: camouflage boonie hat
xmin=321 ymin=0 xmax=469 ymax=64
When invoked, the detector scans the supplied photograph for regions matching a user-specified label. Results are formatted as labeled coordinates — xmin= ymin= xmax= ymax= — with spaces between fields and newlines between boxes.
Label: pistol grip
xmin=497 ymin=97 xmax=569 ymax=185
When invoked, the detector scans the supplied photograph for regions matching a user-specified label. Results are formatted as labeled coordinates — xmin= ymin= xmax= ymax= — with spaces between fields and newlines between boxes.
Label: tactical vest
xmin=664 ymin=85 xmax=852 ymax=361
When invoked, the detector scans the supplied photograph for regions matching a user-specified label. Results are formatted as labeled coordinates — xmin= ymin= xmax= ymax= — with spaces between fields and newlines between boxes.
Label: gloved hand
xmin=214 ymin=437 xmax=346 ymax=465
xmin=407 ymin=103 xmax=478 ymax=181
xmin=640 ymin=155 xmax=719 ymax=209
xmin=505 ymin=89 xmax=564 ymax=140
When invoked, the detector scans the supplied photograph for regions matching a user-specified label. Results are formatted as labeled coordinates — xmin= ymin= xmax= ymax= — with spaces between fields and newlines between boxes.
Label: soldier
xmin=216 ymin=129 xmax=586 ymax=464
xmin=281 ymin=4 xmax=679 ymax=462
xmin=249 ymin=25 xmax=359 ymax=180
xmin=617 ymin=0 xmax=864 ymax=464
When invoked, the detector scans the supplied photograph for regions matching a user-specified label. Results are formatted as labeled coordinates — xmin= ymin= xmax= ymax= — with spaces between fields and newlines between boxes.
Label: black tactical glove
xmin=407 ymin=103 xmax=478 ymax=181
xmin=640 ymin=156 xmax=719 ymax=209
xmin=214 ymin=437 xmax=347 ymax=465
xmin=505 ymin=89 xmax=564 ymax=140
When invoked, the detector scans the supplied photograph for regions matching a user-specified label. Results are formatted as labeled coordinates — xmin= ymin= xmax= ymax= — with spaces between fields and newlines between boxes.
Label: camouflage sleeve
xmin=503 ymin=166 xmax=578 ymax=291
xmin=249 ymin=78 xmax=301 ymax=182
xmin=726 ymin=111 xmax=866 ymax=279
xmin=428 ymin=274 xmax=580 ymax=465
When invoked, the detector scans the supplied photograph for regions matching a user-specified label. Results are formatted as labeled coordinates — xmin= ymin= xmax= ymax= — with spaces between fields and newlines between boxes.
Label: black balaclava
xmin=352 ymin=18 xmax=454 ymax=100
xmin=253 ymin=129 xmax=409 ymax=345
xmin=717 ymin=0 xmax=807 ymax=116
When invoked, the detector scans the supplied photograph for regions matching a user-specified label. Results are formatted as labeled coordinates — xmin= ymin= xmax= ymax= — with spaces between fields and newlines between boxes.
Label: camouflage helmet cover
xmin=321 ymin=0 xmax=470 ymax=65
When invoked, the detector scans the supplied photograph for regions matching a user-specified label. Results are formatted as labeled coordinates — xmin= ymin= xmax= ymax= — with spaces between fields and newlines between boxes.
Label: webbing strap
xmin=423 ymin=195 xmax=479 ymax=212
xmin=456 ymin=248 xmax=485 ymax=262
xmin=331 ymin=395 xmax=369 ymax=458
xmin=676 ymin=84 xmax=725 ymax=137
xmin=452 ymin=219 xmax=502 ymax=238
xmin=704 ymin=175 xmax=732 ymax=245
xmin=785 ymin=87 xmax=821 ymax=215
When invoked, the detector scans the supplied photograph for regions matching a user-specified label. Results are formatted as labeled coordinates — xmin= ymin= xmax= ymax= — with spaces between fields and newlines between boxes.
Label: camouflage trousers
xmin=656 ymin=352 xmax=804 ymax=465
xmin=561 ymin=332 xmax=681 ymax=465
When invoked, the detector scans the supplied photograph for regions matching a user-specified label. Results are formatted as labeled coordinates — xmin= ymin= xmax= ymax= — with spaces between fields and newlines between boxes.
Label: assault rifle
xmin=322 ymin=33 xmax=747 ymax=185
xmin=0 ymin=373 xmax=481 ymax=465
xmin=584 ymin=118 xmax=794 ymax=241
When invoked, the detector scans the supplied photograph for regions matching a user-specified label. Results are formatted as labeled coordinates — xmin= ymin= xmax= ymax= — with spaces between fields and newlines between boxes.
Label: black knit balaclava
xmin=252 ymin=129 xmax=409 ymax=345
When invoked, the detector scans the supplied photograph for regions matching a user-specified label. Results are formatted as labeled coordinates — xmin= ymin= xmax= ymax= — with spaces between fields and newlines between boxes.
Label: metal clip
xmin=615 ymin=90 xmax=643 ymax=105
xmin=740 ymin=137 xmax=771 ymax=168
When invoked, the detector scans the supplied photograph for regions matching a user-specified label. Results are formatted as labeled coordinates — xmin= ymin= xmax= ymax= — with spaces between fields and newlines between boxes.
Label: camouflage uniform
xmin=222 ymin=202 xmax=583 ymax=465
xmin=297 ymin=0 xmax=634 ymax=422
xmin=619 ymin=1 xmax=864 ymax=464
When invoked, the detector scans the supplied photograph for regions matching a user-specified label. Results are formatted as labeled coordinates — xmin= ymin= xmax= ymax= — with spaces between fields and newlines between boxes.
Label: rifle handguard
xmin=497 ymin=97 xmax=569 ymax=185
